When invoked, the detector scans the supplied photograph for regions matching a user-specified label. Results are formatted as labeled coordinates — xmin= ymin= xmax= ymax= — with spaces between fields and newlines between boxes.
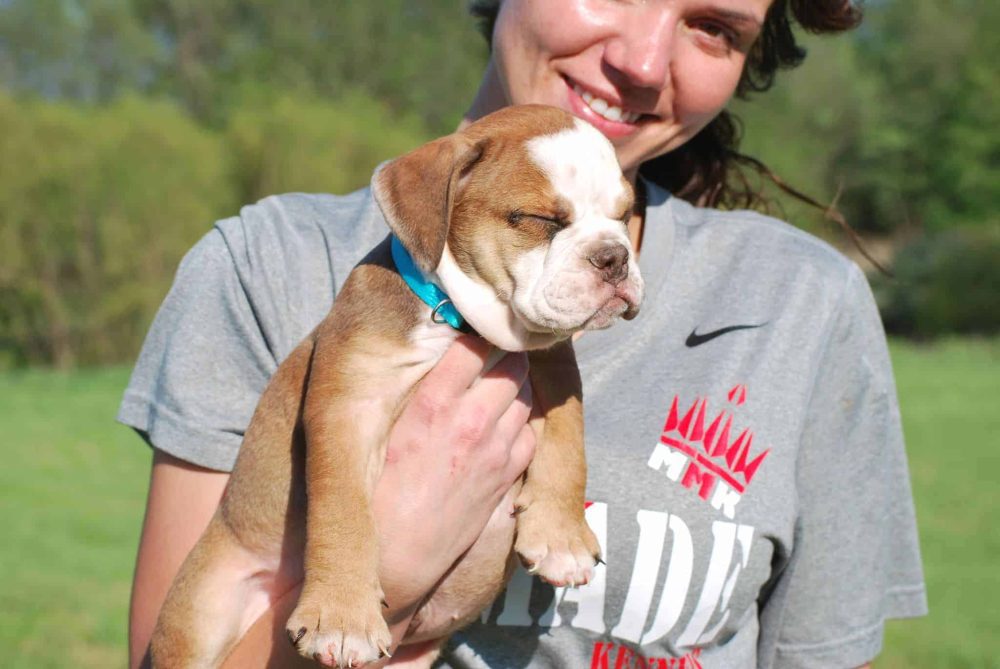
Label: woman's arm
xmin=128 ymin=451 xmax=230 ymax=669
xmin=129 ymin=335 xmax=535 ymax=668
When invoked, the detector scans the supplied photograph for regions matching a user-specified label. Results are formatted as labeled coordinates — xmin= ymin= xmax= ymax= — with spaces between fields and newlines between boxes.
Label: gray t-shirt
xmin=118 ymin=180 xmax=927 ymax=668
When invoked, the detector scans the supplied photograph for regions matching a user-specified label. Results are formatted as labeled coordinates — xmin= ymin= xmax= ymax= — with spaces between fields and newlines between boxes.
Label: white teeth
xmin=573 ymin=84 xmax=640 ymax=125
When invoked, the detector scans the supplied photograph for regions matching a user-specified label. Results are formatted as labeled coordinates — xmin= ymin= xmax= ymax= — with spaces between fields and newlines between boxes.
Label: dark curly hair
xmin=468 ymin=0 xmax=870 ymax=252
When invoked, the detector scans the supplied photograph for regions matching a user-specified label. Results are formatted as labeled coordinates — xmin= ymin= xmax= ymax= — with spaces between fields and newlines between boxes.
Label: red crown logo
xmin=659 ymin=384 xmax=769 ymax=495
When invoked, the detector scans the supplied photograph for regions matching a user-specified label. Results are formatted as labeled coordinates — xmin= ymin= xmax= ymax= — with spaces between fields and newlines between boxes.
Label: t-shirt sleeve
xmin=758 ymin=265 xmax=928 ymax=669
xmin=116 ymin=223 xmax=281 ymax=471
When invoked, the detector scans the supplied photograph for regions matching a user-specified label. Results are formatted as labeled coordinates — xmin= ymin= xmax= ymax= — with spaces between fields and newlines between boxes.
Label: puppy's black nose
xmin=588 ymin=243 xmax=629 ymax=284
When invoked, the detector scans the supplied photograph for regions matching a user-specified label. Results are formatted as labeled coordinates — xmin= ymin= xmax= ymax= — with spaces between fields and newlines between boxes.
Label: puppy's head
xmin=373 ymin=104 xmax=644 ymax=351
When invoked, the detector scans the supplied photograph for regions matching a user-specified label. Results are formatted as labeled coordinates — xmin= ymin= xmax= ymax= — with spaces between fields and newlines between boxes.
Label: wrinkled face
xmin=487 ymin=0 xmax=772 ymax=180
xmin=435 ymin=107 xmax=644 ymax=351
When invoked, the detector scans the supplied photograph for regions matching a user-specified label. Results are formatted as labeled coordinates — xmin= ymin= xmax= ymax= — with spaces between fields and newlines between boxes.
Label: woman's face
xmin=486 ymin=0 xmax=772 ymax=180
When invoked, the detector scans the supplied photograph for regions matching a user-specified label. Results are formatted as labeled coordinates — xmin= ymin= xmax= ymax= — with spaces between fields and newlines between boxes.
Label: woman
xmin=122 ymin=1 xmax=927 ymax=667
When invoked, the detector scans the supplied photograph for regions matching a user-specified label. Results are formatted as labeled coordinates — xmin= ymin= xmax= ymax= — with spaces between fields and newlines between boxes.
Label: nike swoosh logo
xmin=685 ymin=323 xmax=767 ymax=348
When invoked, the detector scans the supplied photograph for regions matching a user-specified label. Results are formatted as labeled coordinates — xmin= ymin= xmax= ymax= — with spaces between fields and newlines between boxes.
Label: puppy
xmin=150 ymin=104 xmax=644 ymax=668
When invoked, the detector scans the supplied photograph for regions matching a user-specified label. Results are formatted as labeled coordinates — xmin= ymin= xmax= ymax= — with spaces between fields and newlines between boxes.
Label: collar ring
xmin=430 ymin=299 xmax=453 ymax=325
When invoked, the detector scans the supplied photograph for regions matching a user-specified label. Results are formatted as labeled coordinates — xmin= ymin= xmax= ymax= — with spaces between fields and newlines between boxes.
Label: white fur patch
xmin=434 ymin=244 xmax=562 ymax=352
xmin=527 ymin=119 xmax=629 ymax=219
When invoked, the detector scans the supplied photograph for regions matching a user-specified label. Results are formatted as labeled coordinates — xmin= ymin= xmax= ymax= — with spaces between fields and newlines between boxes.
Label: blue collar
xmin=390 ymin=235 xmax=465 ymax=330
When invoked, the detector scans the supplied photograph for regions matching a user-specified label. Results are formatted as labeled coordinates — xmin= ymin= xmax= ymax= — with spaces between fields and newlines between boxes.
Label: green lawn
xmin=0 ymin=339 xmax=997 ymax=668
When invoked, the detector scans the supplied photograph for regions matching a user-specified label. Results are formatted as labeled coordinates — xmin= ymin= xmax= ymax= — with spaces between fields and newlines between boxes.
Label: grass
xmin=879 ymin=339 xmax=1000 ymax=669
xmin=0 ymin=367 xmax=149 ymax=668
xmin=0 ymin=339 xmax=997 ymax=668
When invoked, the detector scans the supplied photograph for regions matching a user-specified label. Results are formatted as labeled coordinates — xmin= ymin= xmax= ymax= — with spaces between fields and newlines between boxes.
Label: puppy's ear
xmin=372 ymin=133 xmax=485 ymax=274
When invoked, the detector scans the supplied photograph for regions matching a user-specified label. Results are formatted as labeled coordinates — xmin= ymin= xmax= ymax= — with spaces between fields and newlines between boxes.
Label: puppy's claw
xmin=595 ymin=555 xmax=606 ymax=566
xmin=381 ymin=598 xmax=389 ymax=609
xmin=378 ymin=644 xmax=393 ymax=659
xmin=510 ymin=504 xmax=526 ymax=518
xmin=288 ymin=626 xmax=307 ymax=646
xmin=526 ymin=562 xmax=539 ymax=575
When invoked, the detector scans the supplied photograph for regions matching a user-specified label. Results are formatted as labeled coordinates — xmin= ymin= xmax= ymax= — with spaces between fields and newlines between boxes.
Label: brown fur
xmin=150 ymin=106 xmax=619 ymax=669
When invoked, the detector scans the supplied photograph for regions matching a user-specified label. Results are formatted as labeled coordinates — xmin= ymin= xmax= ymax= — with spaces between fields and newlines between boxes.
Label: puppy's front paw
xmin=285 ymin=587 xmax=391 ymax=668
xmin=514 ymin=502 xmax=601 ymax=588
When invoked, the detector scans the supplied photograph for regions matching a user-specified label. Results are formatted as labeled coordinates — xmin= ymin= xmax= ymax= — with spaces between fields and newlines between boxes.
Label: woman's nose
xmin=602 ymin=7 xmax=674 ymax=90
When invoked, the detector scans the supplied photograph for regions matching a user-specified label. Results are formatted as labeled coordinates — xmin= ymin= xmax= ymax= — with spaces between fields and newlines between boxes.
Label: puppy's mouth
xmin=582 ymin=286 xmax=642 ymax=331
xmin=517 ymin=279 xmax=642 ymax=336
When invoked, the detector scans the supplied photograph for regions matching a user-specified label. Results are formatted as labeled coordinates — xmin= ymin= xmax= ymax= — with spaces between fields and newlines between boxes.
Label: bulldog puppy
xmin=150 ymin=104 xmax=644 ymax=669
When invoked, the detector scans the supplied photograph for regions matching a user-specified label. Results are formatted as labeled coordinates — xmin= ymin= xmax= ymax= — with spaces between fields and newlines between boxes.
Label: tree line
xmin=0 ymin=0 xmax=997 ymax=367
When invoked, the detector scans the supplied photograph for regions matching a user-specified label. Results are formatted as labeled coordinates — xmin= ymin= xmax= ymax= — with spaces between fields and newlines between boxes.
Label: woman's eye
xmin=689 ymin=20 xmax=739 ymax=53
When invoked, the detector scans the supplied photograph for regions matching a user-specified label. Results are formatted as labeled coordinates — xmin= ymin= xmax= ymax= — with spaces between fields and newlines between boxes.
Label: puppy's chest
xmin=370 ymin=311 xmax=461 ymax=391
xmin=408 ymin=314 xmax=462 ymax=361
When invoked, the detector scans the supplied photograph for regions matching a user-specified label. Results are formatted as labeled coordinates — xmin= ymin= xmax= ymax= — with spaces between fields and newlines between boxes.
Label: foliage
xmin=874 ymin=228 xmax=1000 ymax=339
xmin=732 ymin=0 xmax=1000 ymax=235
xmin=0 ymin=0 xmax=487 ymax=133
xmin=0 ymin=0 xmax=162 ymax=102
xmin=225 ymin=89 xmax=428 ymax=204
xmin=0 ymin=93 xmax=236 ymax=368
xmin=0 ymin=90 xmax=430 ymax=368
xmin=848 ymin=0 xmax=1000 ymax=233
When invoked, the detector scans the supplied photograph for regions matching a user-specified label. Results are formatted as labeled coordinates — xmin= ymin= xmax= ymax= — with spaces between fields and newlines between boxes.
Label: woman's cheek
xmin=674 ymin=48 xmax=746 ymax=126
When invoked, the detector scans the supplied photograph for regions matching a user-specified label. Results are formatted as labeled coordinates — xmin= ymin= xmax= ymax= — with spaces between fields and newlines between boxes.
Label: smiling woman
xmin=473 ymin=0 xmax=771 ymax=180
xmin=122 ymin=1 xmax=925 ymax=668
xmin=470 ymin=0 xmax=861 ymax=208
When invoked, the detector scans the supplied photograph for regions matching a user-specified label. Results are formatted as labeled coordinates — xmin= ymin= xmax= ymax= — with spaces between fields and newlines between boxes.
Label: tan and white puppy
xmin=150 ymin=105 xmax=644 ymax=669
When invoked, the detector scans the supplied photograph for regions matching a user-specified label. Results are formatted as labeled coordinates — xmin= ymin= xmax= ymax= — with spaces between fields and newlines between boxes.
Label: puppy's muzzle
xmin=586 ymin=241 xmax=642 ymax=321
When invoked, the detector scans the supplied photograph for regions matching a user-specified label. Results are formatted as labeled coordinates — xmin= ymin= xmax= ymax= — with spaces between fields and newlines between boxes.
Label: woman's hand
xmin=374 ymin=333 xmax=536 ymax=624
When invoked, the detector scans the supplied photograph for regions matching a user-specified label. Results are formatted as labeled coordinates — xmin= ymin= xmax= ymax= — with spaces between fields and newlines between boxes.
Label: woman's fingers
xmin=505 ymin=422 xmax=537 ymax=484
xmin=494 ymin=371 xmax=533 ymax=447
xmin=419 ymin=333 xmax=494 ymax=398
xmin=469 ymin=349 xmax=530 ymax=423
xmin=418 ymin=335 xmax=532 ymax=428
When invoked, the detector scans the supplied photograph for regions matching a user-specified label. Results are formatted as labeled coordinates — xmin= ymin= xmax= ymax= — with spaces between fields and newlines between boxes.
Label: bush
xmin=874 ymin=228 xmax=1000 ymax=338
xmin=226 ymin=90 xmax=430 ymax=204
xmin=0 ymin=90 xmax=432 ymax=368
xmin=0 ymin=93 xmax=237 ymax=367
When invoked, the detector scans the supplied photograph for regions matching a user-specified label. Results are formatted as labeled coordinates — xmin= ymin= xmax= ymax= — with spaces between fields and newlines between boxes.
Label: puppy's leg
xmin=151 ymin=519 xmax=279 ymax=669
xmin=284 ymin=349 xmax=393 ymax=668
xmin=514 ymin=340 xmax=601 ymax=587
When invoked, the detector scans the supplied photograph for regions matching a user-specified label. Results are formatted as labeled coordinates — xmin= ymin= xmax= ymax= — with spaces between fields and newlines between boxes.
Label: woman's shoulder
xmin=672 ymin=196 xmax=858 ymax=279
xmin=213 ymin=187 xmax=385 ymax=265
xmin=174 ymin=187 xmax=388 ymax=360
xmin=645 ymin=194 xmax=879 ymax=356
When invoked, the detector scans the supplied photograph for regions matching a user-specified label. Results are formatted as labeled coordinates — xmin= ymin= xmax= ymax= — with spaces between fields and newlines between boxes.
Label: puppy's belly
xmin=405 ymin=482 xmax=522 ymax=643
